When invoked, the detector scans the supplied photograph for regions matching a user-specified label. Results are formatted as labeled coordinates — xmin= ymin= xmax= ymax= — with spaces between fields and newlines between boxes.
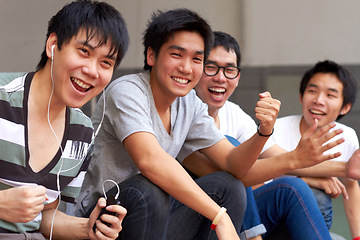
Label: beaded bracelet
xmin=353 ymin=236 xmax=360 ymax=240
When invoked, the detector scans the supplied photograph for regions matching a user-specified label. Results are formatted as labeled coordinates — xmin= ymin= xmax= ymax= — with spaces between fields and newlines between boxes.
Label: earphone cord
xmin=48 ymin=54 xmax=64 ymax=240
xmin=47 ymin=54 xmax=106 ymax=240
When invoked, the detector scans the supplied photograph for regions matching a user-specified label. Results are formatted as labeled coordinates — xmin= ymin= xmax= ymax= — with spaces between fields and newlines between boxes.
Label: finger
xmin=336 ymin=179 xmax=349 ymax=200
xmin=89 ymin=197 xmax=107 ymax=232
xmin=259 ymin=91 xmax=271 ymax=99
xmin=94 ymin=218 xmax=119 ymax=239
xmin=34 ymin=186 xmax=47 ymax=196
xmin=302 ymin=119 xmax=318 ymax=139
xmin=311 ymin=122 xmax=337 ymax=140
xmin=321 ymin=137 xmax=345 ymax=155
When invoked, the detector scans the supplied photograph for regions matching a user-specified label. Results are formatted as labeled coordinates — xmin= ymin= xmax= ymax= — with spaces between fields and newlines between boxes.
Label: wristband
xmin=353 ymin=237 xmax=360 ymax=240
xmin=257 ymin=123 xmax=274 ymax=137
xmin=210 ymin=207 xmax=227 ymax=230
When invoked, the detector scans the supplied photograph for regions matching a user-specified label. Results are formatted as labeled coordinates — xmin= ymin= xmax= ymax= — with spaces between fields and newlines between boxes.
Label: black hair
xmin=300 ymin=60 xmax=358 ymax=120
xmin=212 ymin=31 xmax=241 ymax=68
xmin=143 ymin=8 xmax=213 ymax=70
xmin=36 ymin=0 xmax=129 ymax=70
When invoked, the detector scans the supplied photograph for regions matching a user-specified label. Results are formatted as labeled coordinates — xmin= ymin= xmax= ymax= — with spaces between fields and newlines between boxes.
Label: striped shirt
xmin=0 ymin=72 xmax=93 ymax=233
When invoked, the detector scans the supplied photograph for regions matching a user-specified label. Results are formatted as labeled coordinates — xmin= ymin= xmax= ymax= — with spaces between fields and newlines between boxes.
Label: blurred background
xmin=0 ymin=1 xmax=358 ymax=238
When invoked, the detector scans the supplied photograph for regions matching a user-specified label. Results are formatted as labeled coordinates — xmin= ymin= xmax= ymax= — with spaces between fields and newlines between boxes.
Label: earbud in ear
xmin=51 ymin=45 xmax=55 ymax=59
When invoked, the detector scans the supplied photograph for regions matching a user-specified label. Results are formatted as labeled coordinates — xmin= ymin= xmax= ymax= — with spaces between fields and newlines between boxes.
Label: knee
xmin=212 ymin=171 xmax=246 ymax=194
xmin=275 ymin=176 xmax=311 ymax=194
xmin=118 ymin=174 xmax=171 ymax=213
xmin=205 ymin=172 xmax=246 ymax=205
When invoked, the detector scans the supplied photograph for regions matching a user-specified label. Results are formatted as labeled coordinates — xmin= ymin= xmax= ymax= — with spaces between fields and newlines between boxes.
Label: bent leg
xmin=114 ymin=174 xmax=170 ymax=240
xmin=166 ymin=171 xmax=246 ymax=240
xmin=254 ymin=177 xmax=331 ymax=240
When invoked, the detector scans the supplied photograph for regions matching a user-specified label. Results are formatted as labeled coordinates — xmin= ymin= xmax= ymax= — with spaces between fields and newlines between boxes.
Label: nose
xmin=314 ymin=93 xmax=325 ymax=105
xmin=178 ymin=58 xmax=192 ymax=74
xmin=82 ymin=60 xmax=99 ymax=79
xmin=213 ymin=68 xmax=227 ymax=83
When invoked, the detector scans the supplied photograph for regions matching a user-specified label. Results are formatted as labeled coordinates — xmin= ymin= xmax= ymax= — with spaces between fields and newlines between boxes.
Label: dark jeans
xmin=104 ymin=172 xmax=246 ymax=240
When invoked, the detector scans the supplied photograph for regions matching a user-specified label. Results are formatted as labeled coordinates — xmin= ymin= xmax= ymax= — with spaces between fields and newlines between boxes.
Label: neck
xmin=30 ymin=67 xmax=66 ymax=121
xmin=208 ymin=107 xmax=220 ymax=129
xmin=149 ymin=72 xmax=175 ymax=114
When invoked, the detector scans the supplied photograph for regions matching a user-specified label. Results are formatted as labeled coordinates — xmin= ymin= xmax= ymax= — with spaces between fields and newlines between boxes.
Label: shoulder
xmin=335 ymin=121 xmax=358 ymax=141
xmin=0 ymin=72 xmax=27 ymax=87
xmin=0 ymin=73 xmax=28 ymax=93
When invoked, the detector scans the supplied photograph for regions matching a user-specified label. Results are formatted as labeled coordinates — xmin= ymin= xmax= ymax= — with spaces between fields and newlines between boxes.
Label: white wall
xmin=0 ymin=0 xmax=242 ymax=72
xmin=242 ymin=0 xmax=360 ymax=66
xmin=0 ymin=0 xmax=359 ymax=70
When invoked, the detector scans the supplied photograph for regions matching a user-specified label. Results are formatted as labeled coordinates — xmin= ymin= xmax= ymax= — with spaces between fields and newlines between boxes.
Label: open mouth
xmin=208 ymin=87 xmax=226 ymax=98
xmin=309 ymin=109 xmax=326 ymax=116
xmin=172 ymin=77 xmax=189 ymax=85
xmin=71 ymin=77 xmax=93 ymax=92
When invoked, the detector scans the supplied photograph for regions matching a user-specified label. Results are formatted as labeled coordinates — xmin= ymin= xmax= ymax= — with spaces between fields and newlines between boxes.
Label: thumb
xmin=259 ymin=91 xmax=271 ymax=99
xmin=90 ymin=197 xmax=106 ymax=220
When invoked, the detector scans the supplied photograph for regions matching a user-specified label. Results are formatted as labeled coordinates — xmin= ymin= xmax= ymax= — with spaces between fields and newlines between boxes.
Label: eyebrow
xmin=168 ymin=45 xmax=204 ymax=56
xmin=78 ymin=40 xmax=117 ymax=61
xmin=307 ymin=83 xmax=339 ymax=93
xmin=206 ymin=60 xmax=237 ymax=67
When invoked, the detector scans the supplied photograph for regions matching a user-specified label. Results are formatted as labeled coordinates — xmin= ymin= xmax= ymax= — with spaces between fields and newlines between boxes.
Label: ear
xmin=339 ymin=103 xmax=352 ymax=116
xmin=299 ymin=93 xmax=303 ymax=104
xmin=146 ymin=47 xmax=155 ymax=67
xmin=46 ymin=33 xmax=58 ymax=59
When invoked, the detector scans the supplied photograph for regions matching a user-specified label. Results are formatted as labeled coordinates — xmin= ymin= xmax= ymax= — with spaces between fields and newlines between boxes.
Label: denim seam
xmin=253 ymin=182 xmax=323 ymax=240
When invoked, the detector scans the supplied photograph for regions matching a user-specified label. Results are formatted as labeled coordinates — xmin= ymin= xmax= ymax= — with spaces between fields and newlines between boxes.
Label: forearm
xmin=140 ymin=152 xmax=221 ymax=222
xmin=227 ymin=133 xmax=269 ymax=178
xmin=288 ymin=161 xmax=346 ymax=178
xmin=40 ymin=208 xmax=89 ymax=239
xmin=342 ymin=178 xmax=360 ymax=238
xmin=240 ymin=151 xmax=295 ymax=187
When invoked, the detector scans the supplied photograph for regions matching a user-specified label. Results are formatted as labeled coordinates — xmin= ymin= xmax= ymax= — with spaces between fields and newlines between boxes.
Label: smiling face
xmin=194 ymin=46 xmax=239 ymax=116
xmin=300 ymin=72 xmax=351 ymax=131
xmin=48 ymin=30 xmax=116 ymax=108
xmin=147 ymin=30 xmax=205 ymax=104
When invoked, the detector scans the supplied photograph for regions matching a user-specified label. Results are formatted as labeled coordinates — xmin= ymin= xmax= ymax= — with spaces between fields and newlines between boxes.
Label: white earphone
xmin=51 ymin=45 xmax=55 ymax=59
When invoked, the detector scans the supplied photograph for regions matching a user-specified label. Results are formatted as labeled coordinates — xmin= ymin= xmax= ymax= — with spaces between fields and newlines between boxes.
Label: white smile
xmin=71 ymin=77 xmax=91 ymax=90
xmin=310 ymin=109 xmax=326 ymax=115
xmin=209 ymin=87 xmax=225 ymax=93
xmin=172 ymin=77 xmax=189 ymax=84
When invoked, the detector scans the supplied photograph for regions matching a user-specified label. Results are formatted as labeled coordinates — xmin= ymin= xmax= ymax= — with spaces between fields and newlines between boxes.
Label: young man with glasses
xmin=180 ymin=31 xmax=354 ymax=239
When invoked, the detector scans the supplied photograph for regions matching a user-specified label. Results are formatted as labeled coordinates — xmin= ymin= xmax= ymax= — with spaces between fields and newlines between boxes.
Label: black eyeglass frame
xmin=203 ymin=62 xmax=241 ymax=79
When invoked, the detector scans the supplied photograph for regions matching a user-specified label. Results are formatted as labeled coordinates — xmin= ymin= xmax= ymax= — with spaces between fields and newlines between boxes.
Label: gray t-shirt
xmin=75 ymin=72 xmax=224 ymax=215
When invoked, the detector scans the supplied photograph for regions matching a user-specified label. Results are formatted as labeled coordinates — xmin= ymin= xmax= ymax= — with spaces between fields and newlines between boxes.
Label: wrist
xmin=210 ymin=207 xmax=227 ymax=230
xmin=353 ymin=236 xmax=360 ymax=240
xmin=257 ymin=123 xmax=273 ymax=137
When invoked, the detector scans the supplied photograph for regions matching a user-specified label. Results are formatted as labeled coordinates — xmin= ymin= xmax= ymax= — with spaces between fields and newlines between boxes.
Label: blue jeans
xmin=225 ymin=135 xmax=267 ymax=239
xmin=108 ymin=172 xmax=246 ymax=240
xmin=253 ymin=177 xmax=332 ymax=240
xmin=311 ymin=187 xmax=333 ymax=230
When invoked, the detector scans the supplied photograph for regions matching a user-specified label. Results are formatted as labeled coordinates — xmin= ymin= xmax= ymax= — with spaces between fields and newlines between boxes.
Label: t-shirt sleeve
xmin=105 ymin=79 xmax=155 ymax=142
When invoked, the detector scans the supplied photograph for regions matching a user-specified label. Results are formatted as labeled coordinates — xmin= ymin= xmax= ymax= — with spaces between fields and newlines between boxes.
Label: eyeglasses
xmin=203 ymin=63 xmax=241 ymax=79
